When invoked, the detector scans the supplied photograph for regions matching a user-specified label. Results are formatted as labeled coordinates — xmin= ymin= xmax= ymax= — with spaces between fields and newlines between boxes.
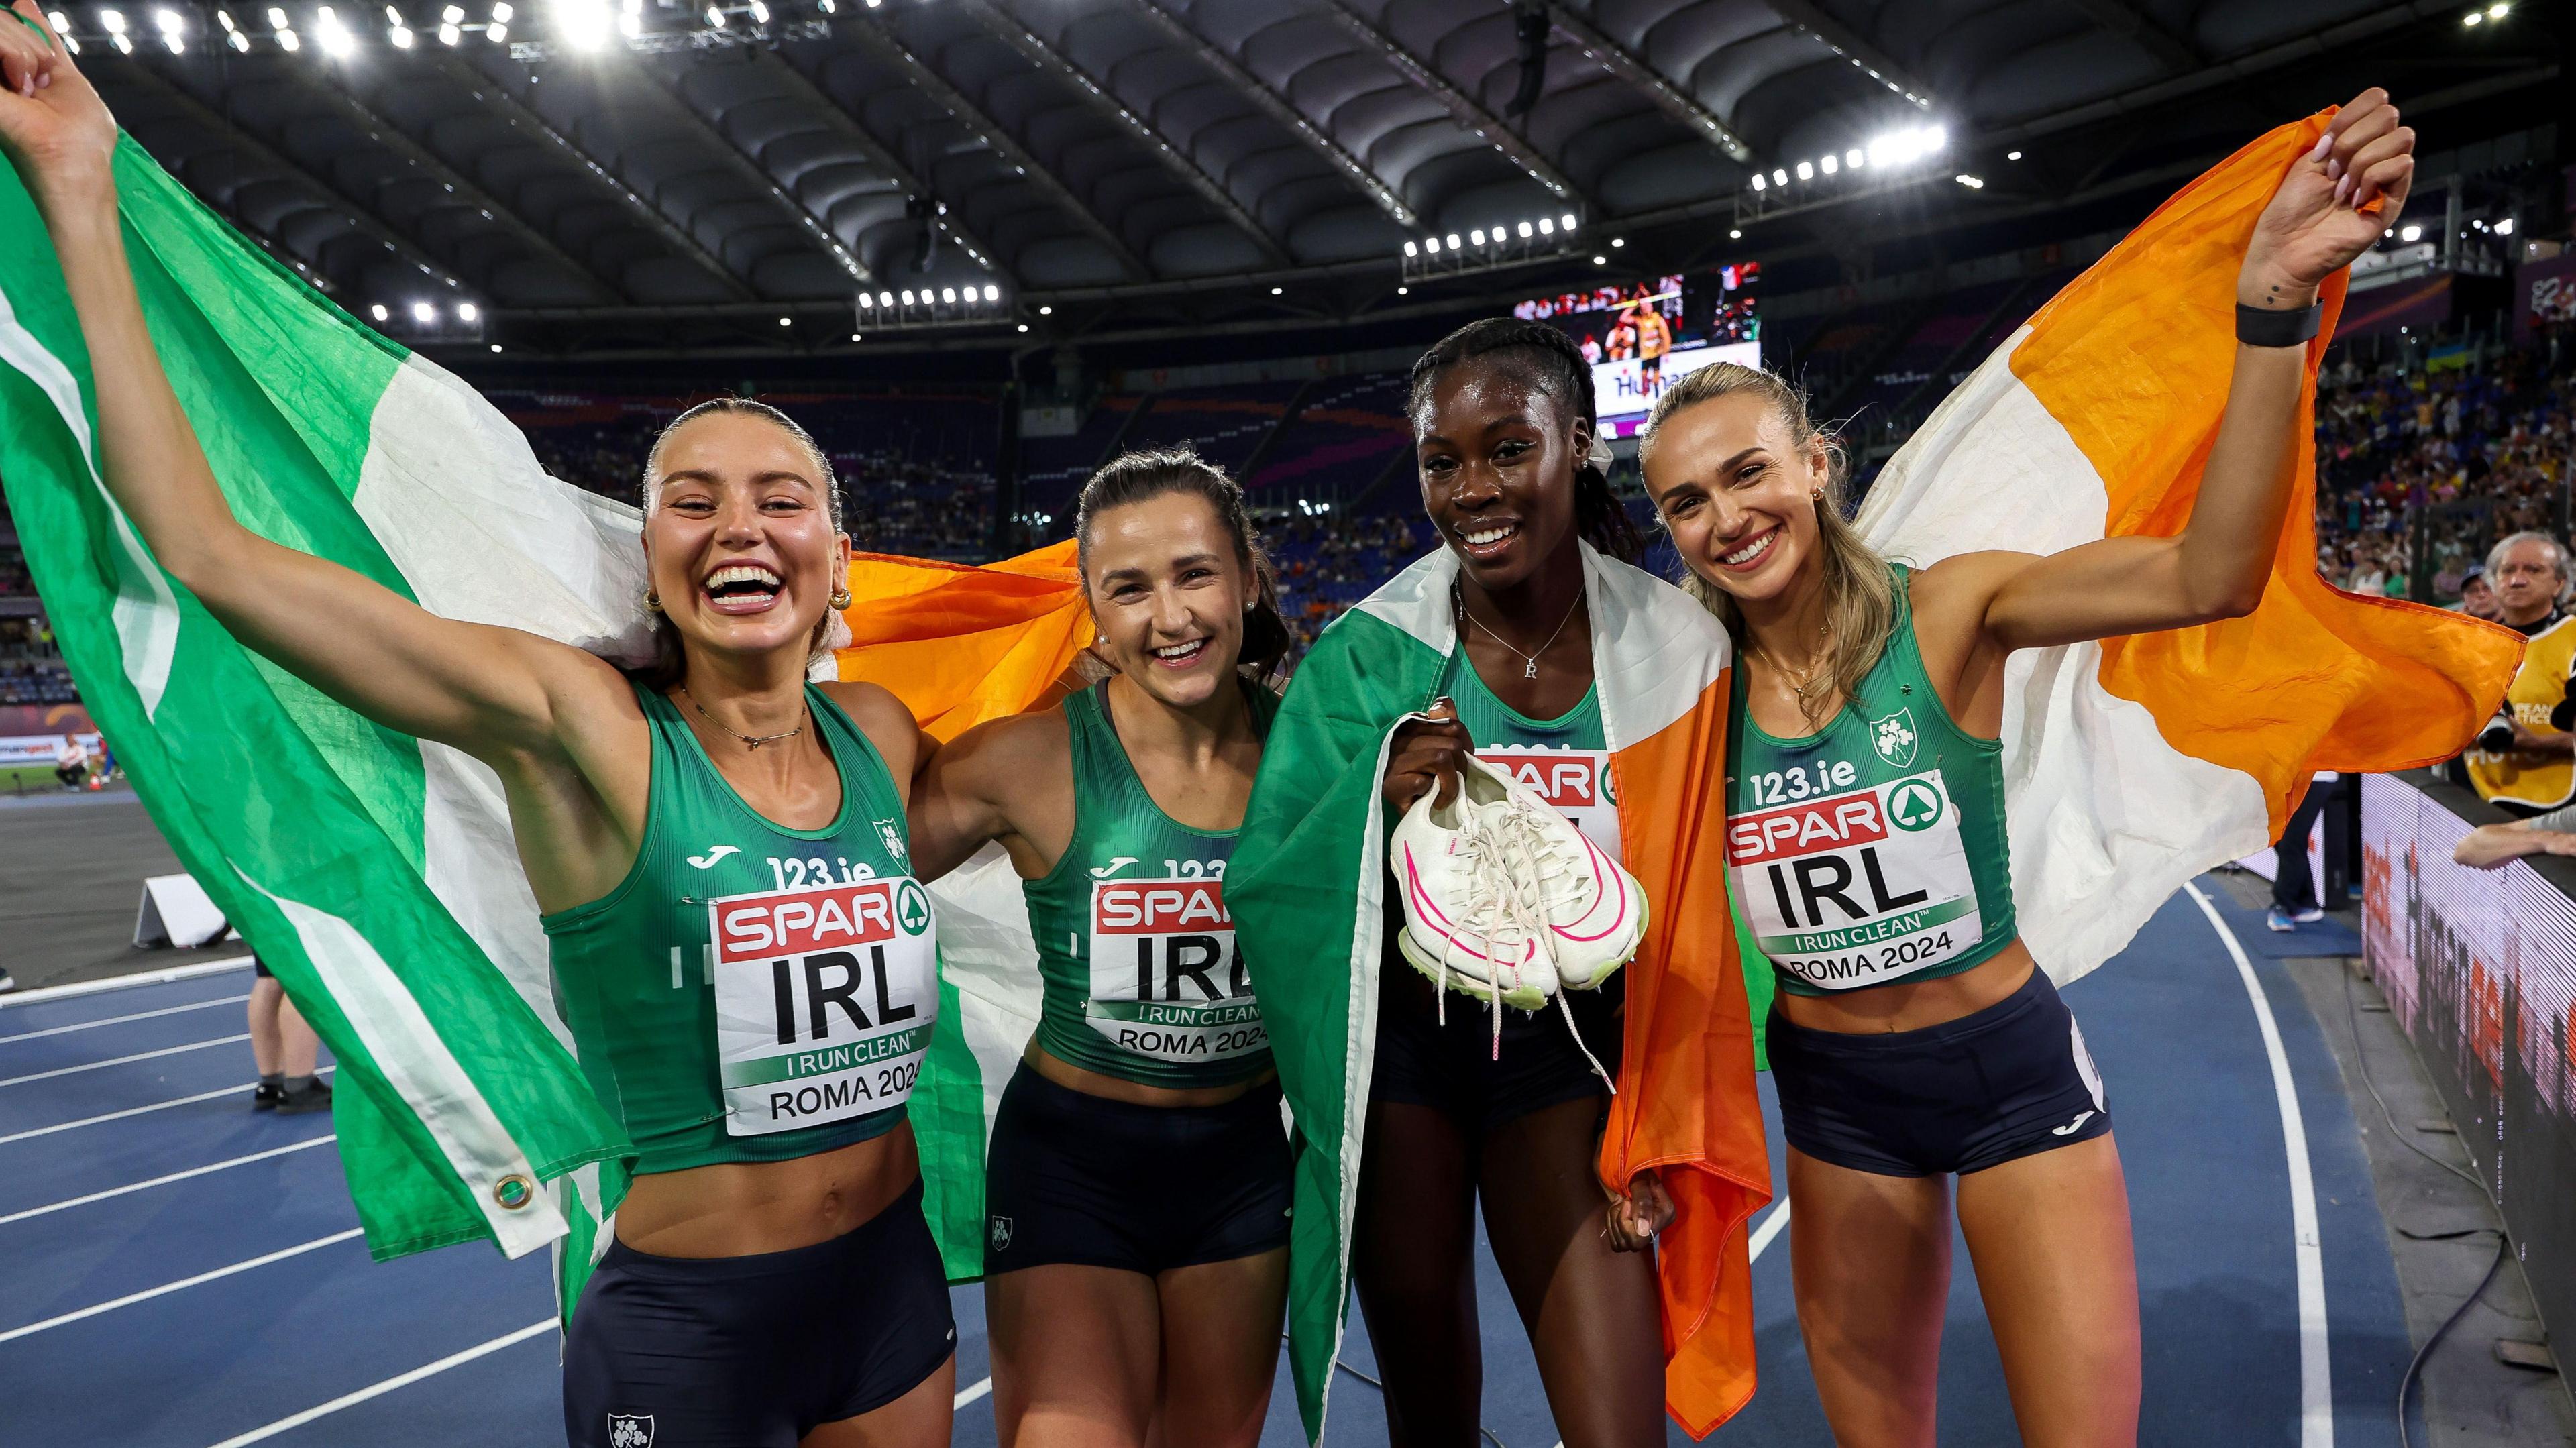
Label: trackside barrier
xmin=2363 ymin=769 xmax=2576 ymax=1351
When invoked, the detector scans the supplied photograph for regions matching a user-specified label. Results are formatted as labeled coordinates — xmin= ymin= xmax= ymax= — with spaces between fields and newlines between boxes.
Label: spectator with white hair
xmin=2463 ymin=531 xmax=2576 ymax=816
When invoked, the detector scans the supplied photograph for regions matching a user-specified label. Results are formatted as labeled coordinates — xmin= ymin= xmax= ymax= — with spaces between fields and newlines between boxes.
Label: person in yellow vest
xmin=2464 ymin=531 xmax=2576 ymax=816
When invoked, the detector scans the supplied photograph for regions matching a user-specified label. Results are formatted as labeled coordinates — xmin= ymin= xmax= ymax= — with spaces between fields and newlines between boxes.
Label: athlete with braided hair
xmin=1355 ymin=317 xmax=1670 ymax=1447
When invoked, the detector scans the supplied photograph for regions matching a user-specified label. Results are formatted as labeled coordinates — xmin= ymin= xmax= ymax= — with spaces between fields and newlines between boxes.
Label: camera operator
xmin=2463 ymin=532 xmax=2576 ymax=818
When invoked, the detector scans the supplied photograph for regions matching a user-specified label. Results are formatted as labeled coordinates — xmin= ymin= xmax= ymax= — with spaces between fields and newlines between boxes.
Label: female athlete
xmin=906 ymin=450 xmax=1293 ymax=1447
xmin=1633 ymin=89 xmax=2413 ymax=1447
xmin=0 ymin=15 xmax=957 ymax=1445
xmin=1360 ymin=318 xmax=1671 ymax=1447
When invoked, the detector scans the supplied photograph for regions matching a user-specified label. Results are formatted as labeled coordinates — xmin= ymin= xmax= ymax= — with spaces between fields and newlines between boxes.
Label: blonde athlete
xmin=0 ymin=15 xmax=956 ymax=1444
xmin=1633 ymin=89 xmax=2413 ymax=1447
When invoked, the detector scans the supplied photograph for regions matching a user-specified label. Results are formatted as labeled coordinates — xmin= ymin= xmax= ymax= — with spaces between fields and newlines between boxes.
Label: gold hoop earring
xmin=828 ymin=587 xmax=853 ymax=611
xmin=643 ymin=589 xmax=662 ymax=612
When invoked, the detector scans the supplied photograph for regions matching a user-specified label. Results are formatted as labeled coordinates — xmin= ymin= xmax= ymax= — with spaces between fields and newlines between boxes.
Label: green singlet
xmin=1435 ymin=648 xmax=1619 ymax=860
xmin=1021 ymin=679 xmax=1280 ymax=1089
xmin=543 ymin=683 xmax=939 ymax=1174
xmin=1725 ymin=563 xmax=2019 ymax=996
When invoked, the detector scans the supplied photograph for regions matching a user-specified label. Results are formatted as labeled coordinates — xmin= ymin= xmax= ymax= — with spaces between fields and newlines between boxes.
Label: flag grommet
xmin=494 ymin=1174 xmax=534 ymax=1211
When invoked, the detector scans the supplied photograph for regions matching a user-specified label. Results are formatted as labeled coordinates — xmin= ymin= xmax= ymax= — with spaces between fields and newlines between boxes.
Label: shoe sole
xmin=1395 ymin=928 xmax=1554 ymax=1012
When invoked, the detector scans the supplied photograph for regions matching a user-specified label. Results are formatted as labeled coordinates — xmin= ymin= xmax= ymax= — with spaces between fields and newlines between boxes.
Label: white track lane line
xmin=955 ymin=1376 xmax=994 ymax=1409
xmin=0 ymin=957 xmax=253 ymax=1009
xmin=0 ymin=1033 xmax=250 ymax=1089
xmin=0 ymin=995 xmax=250 ymax=1046
xmin=202 ymin=1317 xmax=555 ymax=1448
xmin=0 ymin=1135 xmax=337 ymax=1226
xmin=2185 ymin=881 xmax=2331 ymax=1448
xmin=0 ymin=1227 xmax=364 ymax=1343
xmin=0 ymin=1068 xmax=336 ymax=1146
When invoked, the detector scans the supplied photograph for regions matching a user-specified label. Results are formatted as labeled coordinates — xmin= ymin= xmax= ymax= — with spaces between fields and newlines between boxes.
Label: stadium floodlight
xmin=2498 ymin=217 xmax=2515 ymax=236
xmin=1469 ymin=229 xmax=1485 ymax=246
xmin=1819 ymin=154 xmax=1837 ymax=175
xmin=1611 ymin=237 xmax=1625 ymax=247
xmin=1591 ymin=255 xmax=1605 ymax=266
xmin=50 ymin=7 xmax=72 ymax=30
xmin=817 ymin=0 xmax=831 ymax=10
xmin=229 ymin=27 xmax=247 ymax=46
xmin=900 ymin=289 xmax=916 ymax=304
xmin=777 ymin=316 xmax=790 ymax=327
xmin=1271 ymin=285 xmax=1284 ymax=295
xmin=1795 ymin=160 xmax=1814 ymax=180
xmin=484 ymin=18 xmax=502 ymax=36
xmin=1516 ymin=221 xmax=1533 ymax=238
xmin=982 ymin=284 xmax=999 ymax=302
xmin=2400 ymin=223 xmax=2422 ymax=242
xmin=1535 ymin=218 xmax=1553 ymax=235
xmin=866 ymin=0 xmax=879 ymax=7
xmin=940 ymin=286 xmax=957 ymax=304
xmin=370 ymin=303 xmax=388 ymax=321
xmin=2462 ymin=9 xmax=2480 ymax=23
xmin=1422 ymin=236 xmax=1439 ymax=254
xmin=490 ymin=343 xmax=502 ymax=353
xmin=876 ymin=291 xmax=892 ymax=307
xmin=315 ymin=5 xmax=354 ymax=54
xmin=1846 ymin=148 xmax=1863 ymax=167
xmin=1395 ymin=285 xmax=1407 ymax=294
xmin=1560 ymin=213 xmax=1576 ymax=231
xmin=110 ymin=30 xmax=131 ymax=49
xmin=1403 ymin=240 xmax=1418 ymax=257
xmin=388 ymin=22 xmax=409 ymax=43
xmin=2490 ymin=2 xmax=2509 ymax=13
xmin=101 ymin=8 xmax=125 ymax=31
xmin=1729 ymin=227 xmax=1742 ymax=239
xmin=276 ymin=24 xmax=298 ymax=45
xmin=747 ymin=0 xmax=765 ymax=20
xmin=1750 ymin=173 xmax=1765 ymax=192
xmin=618 ymin=9 xmax=635 ymax=34
xmin=857 ymin=293 xmax=873 ymax=309
xmin=702 ymin=4 xmax=719 ymax=25
xmin=1037 ymin=304 xmax=1051 ymax=315
xmin=1444 ymin=233 xmax=1460 ymax=249
xmin=556 ymin=0 xmax=611 ymax=48
xmin=216 ymin=9 xmax=235 ymax=27
xmin=2006 ymin=150 xmax=2023 ymax=161
xmin=441 ymin=3 xmax=459 ymax=17
xmin=437 ymin=19 xmax=455 ymax=40
xmin=411 ymin=301 xmax=435 ymax=322
xmin=154 ymin=7 xmax=183 ymax=50
xmin=1016 ymin=323 xmax=1028 ymax=333
xmin=268 ymin=5 xmax=286 ymax=21
xmin=1953 ymin=174 xmax=1984 ymax=188
xmin=458 ymin=302 xmax=478 ymax=321
xmin=1770 ymin=168 xmax=1786 ymax=186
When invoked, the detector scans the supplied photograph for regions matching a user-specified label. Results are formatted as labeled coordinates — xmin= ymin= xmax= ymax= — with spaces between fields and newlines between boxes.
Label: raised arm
xmin=1978 ymin=89 xmax=2415 ymax=652
xmin=0 ymin=5 xmax=596 ymax=760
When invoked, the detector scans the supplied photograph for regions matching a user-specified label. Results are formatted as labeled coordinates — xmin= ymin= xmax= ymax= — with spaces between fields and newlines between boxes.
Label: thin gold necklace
xmin=678 ymin=686 xmax=807 ymax=751
xmin=1456 ymin=585 xmax=1584 ymax=679
xmin=1748 ymin=620 xmax=1835 ymax=705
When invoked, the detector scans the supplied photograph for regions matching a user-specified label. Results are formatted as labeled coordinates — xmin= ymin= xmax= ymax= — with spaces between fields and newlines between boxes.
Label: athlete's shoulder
xmin=816 ymin=679 xmax=928 ymax=780
xmin=936 ymin=704 xmax=1075 ymax=783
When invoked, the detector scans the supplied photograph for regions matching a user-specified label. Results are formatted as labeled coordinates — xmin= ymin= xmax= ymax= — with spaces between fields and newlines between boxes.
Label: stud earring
xmin=643 ymin=589 xmax=663 ymax=612
xmin=829 ymin=587 xmax=853 ymax=610
xmin=1811 ymin=487 xmax=1825 ymax=502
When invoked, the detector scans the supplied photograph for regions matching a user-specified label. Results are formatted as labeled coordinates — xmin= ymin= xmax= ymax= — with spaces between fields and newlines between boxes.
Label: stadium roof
xmin=64 ymin=0 xmax=2562 ymax=359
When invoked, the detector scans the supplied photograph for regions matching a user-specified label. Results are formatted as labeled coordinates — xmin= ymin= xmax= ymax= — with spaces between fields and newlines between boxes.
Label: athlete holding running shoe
xmin=1637 ymin=89 xmax=2414 ymax=1447
xmin=906 ymin=449 xmax=1293 ymax=1448
xmin=0 ymin=19 xmax=957 ymax=1443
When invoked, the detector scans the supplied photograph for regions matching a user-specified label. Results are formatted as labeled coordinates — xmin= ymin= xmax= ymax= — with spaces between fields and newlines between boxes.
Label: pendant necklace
xmin=1456 ymin=585 xmax=1583 ymax=680
xmin=678 ymin=687 xmax=807 ymax=751
xmin=1748 ymin=620 xmax=1835 ymax=706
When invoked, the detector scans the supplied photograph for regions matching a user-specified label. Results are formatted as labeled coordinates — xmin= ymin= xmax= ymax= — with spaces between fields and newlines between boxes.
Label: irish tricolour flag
xmin=1857 ymin=110 xmax=2518 ymax=984
xmin=0 ymin=135 xmax=1091 ymax=1311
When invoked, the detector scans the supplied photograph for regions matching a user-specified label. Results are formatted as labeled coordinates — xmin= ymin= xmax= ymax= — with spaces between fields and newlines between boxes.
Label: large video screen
xmin=1513 ymin=264 xmax=1761 ymax=437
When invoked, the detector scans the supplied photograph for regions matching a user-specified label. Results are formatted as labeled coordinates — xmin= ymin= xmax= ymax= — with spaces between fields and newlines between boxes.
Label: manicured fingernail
xmin=2309 ymin=133 xmax=2332 ymax=162
xmin=2334 ymin=175 xmax=2353 ymax=204
xmin=2326 ymin=158 xmax=2343 ymax=181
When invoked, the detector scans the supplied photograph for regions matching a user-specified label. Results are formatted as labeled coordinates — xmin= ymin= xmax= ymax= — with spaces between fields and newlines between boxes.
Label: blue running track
xmin=0 ymin=881 xmax=2412 ymax=1446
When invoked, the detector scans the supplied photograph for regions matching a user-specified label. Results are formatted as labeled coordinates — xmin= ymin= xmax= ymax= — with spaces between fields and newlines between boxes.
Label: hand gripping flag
xmin=1856 ymin=109 xmax=2521 ymax=983
xmin=1226 ymin=545 xmax=1771 ymax=1441
xmin=0 ymin=135 xmax=1091 ymax=1315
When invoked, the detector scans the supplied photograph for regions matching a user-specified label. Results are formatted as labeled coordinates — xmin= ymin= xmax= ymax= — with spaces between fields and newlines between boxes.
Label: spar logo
xmin=1888 ymin=779 xmax=1943 ymax=832
xmin=1728 ymin=791 xmax=1888 ymax=866
xmin=1479 ymin=748 xmax=1612 ymax=812
xmin=894 ymin=880 xmax=932 ymax=936
xmin=716 ymin=879 xmax=902 ymax=958
xmin=1095 ymin=878 xmax=1230 ymax=934
xmin=1091 ymin=877 xmax=1247 ymax=1005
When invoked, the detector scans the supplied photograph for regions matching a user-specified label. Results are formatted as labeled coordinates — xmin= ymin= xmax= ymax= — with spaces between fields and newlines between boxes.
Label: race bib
xmin=708 ymin=877 xmax=938 ymax=1135
xmin=1477 ymin=746 xmax=1621 ymax=861
xmin=1728 ymin=771 xmax=1982 ymax=990
xmin=1086 ymin=877 xmax=1267 ymax=1064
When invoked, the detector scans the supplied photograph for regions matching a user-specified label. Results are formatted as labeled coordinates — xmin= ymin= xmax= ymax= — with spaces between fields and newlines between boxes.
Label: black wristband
xmin=2236 ymin=300 xmax=2322 ymax=348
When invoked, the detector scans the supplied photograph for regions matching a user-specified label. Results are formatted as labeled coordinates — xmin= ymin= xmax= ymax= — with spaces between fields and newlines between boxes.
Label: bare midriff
xmin=1771 ymin=938 xmax=2038 ymax=1035
xmin=1026 ymin=1042 xmax=1277 ymax=1109
xmin=614 ymin=1124 xmax=921 ymax=1258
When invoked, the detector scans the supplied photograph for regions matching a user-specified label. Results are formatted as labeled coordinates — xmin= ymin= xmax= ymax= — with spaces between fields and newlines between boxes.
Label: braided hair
xmin=1405 ymin=317 xmax=1647 ymax=565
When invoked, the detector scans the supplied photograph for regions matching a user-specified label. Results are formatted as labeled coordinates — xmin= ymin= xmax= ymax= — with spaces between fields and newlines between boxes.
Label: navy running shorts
xmin=1768 ymin=964 xmax=2111 ymax=1178
xmin=983 ymin=1063 xmax=1292 ymax=1276
xmin=1368 ymin=959 xmax=1624 ymax=1137
xmin=561 ymin=1180 xmax=954 ymax=1447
